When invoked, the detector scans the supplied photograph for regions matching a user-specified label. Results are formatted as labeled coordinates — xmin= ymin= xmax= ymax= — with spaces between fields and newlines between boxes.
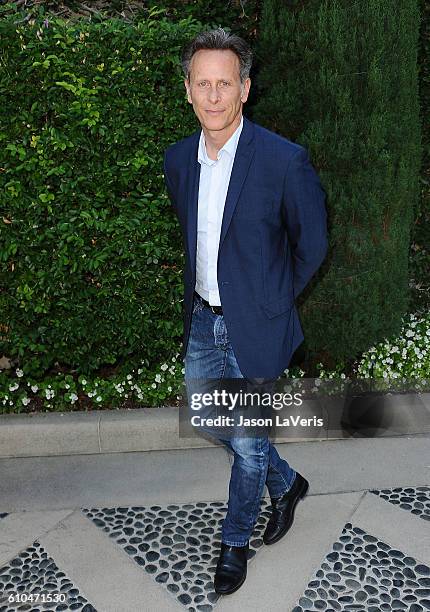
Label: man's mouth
xmin=206 ymin=109 xmax=224 ymax=114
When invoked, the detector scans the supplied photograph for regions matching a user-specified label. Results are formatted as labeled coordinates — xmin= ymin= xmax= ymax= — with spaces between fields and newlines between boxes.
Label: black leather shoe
xmin=214 ymin=542 xmax=249 ymax=595
xmin=263 ymin=472 xmax=309 ymax=545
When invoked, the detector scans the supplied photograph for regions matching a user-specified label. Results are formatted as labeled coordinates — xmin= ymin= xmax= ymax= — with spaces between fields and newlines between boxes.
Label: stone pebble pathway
xmin=0 ymin=486 xmax=428 ymax=611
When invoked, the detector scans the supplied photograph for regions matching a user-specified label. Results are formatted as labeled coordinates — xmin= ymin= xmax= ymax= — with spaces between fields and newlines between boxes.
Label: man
xmin=163 ymin=28 xmax=328 ymax=596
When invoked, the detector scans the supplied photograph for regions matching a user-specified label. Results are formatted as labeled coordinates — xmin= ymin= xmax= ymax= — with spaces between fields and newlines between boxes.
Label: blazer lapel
xmin=219 ymin=117 xmax=255 ymax=249
xmin=185 ymin=132 xmax=201 ymax=278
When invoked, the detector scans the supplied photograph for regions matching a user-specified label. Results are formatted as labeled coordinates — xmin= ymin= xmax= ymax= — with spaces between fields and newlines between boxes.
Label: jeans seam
xmin=269 ymin=462 xmax=296 ymax=496
xmin=220 ymin=349 xmax=227 ymax=378
xmin=247 ymin=438 xmax=269 ymax=529
xmin=218 ymin=317 xmax=227 ymax=378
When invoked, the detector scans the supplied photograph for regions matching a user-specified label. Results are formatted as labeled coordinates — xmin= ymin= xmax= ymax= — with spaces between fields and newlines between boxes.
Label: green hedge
xmin=0 ymin=12 xmax=202 ymax=377
xmin=0 ymin=0 xmax=426 ymax=409
xmin=253 ymin=0 xmax=422 ymax=371
xmin=409 ymin=0 xmax=430 ymax=312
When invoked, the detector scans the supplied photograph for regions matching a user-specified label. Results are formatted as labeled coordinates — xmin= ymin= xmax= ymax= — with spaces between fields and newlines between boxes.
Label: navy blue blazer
xmin=163 ymin=116 xmax=328 ymax=380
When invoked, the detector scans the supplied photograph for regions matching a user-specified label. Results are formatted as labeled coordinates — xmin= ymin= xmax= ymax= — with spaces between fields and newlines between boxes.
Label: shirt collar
xmin=198 ymin=115 xmax=243 ymax=166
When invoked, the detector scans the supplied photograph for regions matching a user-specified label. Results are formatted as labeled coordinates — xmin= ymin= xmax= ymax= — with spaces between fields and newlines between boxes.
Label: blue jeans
xmin=184 ymin=292 xmax=297 ymax=547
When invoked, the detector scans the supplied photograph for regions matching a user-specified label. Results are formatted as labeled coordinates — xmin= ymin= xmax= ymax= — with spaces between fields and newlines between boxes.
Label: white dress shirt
xmin=195 ymin=116 xmax=243 ymax=306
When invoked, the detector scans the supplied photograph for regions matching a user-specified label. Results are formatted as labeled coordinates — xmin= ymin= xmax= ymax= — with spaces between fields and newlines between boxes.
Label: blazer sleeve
xmin=163 ymin=151 xmax=178 ymax=213
xmin=282 ymin=147 xmax=328 ymax=300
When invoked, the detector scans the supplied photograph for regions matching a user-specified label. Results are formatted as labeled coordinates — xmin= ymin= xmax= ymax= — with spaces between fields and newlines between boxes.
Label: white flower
xmin=96 ymin=396 xmax=102 ymax=402
xmin=70 ymin=393 xmax=78 ymax=403
xmin=9 ymin=383 xmax=19 ymax=392
xmin=155 ymin=374 xmax=161 ymax=383
xmin=161 ymin=363 xmax=168 ymax=371
xmin=16 ymin=369 xmax=24 ymax=377
xmin=31 ymin=385 xmax=38 ymax=393
xmin=81 ymin=379 xmax=87 ymax=385
xmin=168 ymin=386 xmax=172 ymax=392
xmin=127 ymin=374 xmax=132 ymax=380
xmin=405 ymin=330 xmax=414 ymax=338
xmin=65 ymin=384 xmax=70 ymax=389
xmin=138 ymin=368 xmax=142 ymax=374
xmin=21 ymin=397 xmax=31 ymax=406
xmin=151 ymin=383 xmax=156 ymax=389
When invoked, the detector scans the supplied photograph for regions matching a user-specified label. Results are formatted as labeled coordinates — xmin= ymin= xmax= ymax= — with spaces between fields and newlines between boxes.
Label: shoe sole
xmin=214 ymin=569 xmax=247 ymax=596
xmin=263 ymin=478 xmax=309 ymax=546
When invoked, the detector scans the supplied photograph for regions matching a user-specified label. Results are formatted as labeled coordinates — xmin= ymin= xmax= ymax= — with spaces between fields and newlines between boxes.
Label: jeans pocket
xmin=192 ymin=295 xmax=204 ymax=315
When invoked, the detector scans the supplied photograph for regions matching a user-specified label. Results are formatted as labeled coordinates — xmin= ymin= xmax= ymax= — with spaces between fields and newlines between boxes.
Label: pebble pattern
xmin=292 ymin=522 xmax=430 ymax=612
xmin=82 ymin=500 xmax=271 ymax=611
xmin=371 ymin=487 xmax=430 ymax=521
xmin=0 ymin=541 xmax=96 ymax=611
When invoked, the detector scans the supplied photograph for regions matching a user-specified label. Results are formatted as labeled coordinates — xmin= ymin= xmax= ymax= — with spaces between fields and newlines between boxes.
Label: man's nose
xmin=207 ymin=86 xmax=221 ymax=103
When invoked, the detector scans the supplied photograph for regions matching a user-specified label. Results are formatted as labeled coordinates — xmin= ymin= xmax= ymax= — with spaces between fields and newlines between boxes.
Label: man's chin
xmin=200 ymin=117 xmax=230 ymax=132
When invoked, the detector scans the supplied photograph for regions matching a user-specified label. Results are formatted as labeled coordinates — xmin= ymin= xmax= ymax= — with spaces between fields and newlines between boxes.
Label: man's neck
xmin=202 ymin=113 xmax=242 ymax=161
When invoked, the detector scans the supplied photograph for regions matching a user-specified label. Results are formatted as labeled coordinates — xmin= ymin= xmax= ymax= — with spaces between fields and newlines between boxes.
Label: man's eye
xmin=220 ymin=81 xmax=230 ymax=86
xmin=199 ymin=81 xmax=207 ymax=87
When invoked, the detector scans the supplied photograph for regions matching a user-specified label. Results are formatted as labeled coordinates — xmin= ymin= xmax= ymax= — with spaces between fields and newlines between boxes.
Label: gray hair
xmin=181 ymin=27 xmax=252 ymax=84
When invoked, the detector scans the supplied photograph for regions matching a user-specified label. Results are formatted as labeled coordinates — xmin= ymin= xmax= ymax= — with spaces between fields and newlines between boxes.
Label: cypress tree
xmin=253 ymin=0 xmax=422 ymax=372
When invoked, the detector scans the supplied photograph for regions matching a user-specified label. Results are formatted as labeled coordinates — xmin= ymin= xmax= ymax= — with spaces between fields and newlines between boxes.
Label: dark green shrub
xmin=254 ymin=0 xmax=422 ymax=371
xmin=409 ymin=0 xmax=430 ymax=312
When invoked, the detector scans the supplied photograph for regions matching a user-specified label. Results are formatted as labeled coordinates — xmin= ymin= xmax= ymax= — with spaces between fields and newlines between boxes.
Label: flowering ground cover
xmin=1 ymin=310 xmax=429 ymax=414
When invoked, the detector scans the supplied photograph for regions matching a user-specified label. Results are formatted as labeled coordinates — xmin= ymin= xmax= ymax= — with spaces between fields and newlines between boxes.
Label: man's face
xmin=184 ymin=49 xmax=250 ymax=132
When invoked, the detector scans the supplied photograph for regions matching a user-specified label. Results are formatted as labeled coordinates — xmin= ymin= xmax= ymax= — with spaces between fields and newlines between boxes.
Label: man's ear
xmin=184 ymin=78 xmax=192 ymax=104
xmin=241 ymin=77 xmax=251 ymax=104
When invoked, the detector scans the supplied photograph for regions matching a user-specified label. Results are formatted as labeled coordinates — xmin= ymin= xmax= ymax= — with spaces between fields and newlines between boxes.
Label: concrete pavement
xmin=0 ymin=429 xmax=429 ymax=611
